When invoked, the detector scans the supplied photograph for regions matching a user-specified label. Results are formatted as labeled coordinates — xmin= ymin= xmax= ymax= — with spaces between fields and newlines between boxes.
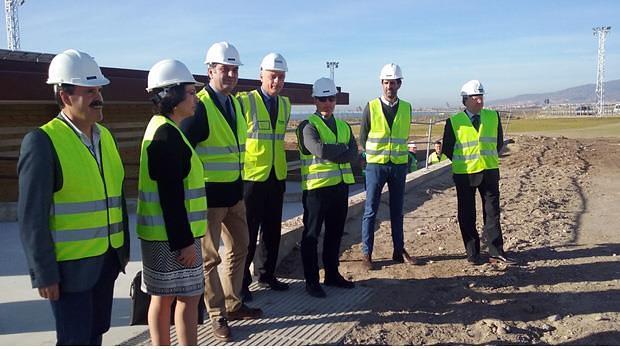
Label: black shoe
xmin=227 ymin=303 xmax=263 ymax=321
xmin=467 ymin=254 xmax=484 ymax=265
xmin=489 ymin=254 xmax=518 ymax=265
xmin=241 ymin=287 xmax=253 ymax=302
xmin=392 ymin=250 xmax=419 ymax=265
xmin=258 ymin=277 xmax=290 ymax=291
xmin=305 ymin=283 xmax=327 ymax=298
xmin=324 ymin=275 xmax=355 ymax=289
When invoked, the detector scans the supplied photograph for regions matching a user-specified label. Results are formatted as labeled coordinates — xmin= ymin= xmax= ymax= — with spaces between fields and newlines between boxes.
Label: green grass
xmin=504 ymin=117 xmax=620 ymax=133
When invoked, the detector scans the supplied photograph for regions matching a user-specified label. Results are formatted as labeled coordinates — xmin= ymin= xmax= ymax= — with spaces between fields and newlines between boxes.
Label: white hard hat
xmin=204 ymin=41 xmax=243 ymax=66
xmin=408 ymin=142 xmax=417 ymax=148
xmin=260 ymin=52 xmax=288 ymax=72
xmin=146 ymin=59 xmax=204 ymax=92
xmin=46 ymin=49 xmax=110 ymax=86
xmin=379 ymin=63 xmax=404 ymax=80
xmin=460 ymin=80 xmax=485 ymax=96
xmin=312 ymin=77 xmax=337 ymax=97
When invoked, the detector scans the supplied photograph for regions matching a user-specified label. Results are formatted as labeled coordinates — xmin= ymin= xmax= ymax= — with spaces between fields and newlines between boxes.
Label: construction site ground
xmin=1 ymin=122 xmax=619 ymax=345
xmin=277 ymin=131 xmax=620 ymax=345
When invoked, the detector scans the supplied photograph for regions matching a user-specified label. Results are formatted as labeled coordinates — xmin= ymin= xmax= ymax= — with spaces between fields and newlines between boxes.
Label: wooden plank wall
xmin=0 ymin=54 xmax=350 ymax=202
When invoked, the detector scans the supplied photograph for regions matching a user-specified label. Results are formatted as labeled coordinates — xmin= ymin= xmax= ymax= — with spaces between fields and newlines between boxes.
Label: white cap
xmin=146 ymin=59 xmax=203 ymax=92
xmin=408 ymin=142 xmax=417 ymax=148
xmin=260 ymin=52 xmax=287 ymax=72
xmin=312 ymin=77 xmax=337 ymax=97
xmin=205 ymin=41 xmax=243 ymax=66
xmin=47 ymin=49 xmax=110 ymax=86
xmin=380 ymin=63 xmax=404 ymax=80
xmin=460 ymin=80 xmax=485 ymax=96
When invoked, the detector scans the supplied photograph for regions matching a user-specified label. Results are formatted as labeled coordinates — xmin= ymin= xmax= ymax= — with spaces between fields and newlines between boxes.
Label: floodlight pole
xmin=326 ymin=61 xmax=339 ymax=82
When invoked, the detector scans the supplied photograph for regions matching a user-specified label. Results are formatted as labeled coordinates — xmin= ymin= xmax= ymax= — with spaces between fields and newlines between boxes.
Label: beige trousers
xmin=202 ymin=200 xmax=249 ymax=320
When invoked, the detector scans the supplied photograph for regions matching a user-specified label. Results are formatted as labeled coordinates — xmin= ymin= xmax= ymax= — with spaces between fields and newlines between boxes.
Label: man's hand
xmin=38 ymin=283 xmax=59 ymax=301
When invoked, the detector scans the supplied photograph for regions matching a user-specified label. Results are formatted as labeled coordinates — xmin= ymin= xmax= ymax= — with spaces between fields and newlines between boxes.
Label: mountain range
xmin=489 ymin=79 xmax=620 ymax=106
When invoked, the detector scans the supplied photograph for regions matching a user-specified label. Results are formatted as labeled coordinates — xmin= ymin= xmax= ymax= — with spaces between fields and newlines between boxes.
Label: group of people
xmin=17 ymin=41 xmax=515 ymax=346
xmin=406 ymin=139 xmax=448 ymax=173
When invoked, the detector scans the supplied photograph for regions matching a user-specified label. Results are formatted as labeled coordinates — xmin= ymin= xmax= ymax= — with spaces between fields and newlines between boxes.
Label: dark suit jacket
xmin=441 ymin=110 xmax=503 ymax=187
xmin=17 ymin=114 xmax=130 ymax=293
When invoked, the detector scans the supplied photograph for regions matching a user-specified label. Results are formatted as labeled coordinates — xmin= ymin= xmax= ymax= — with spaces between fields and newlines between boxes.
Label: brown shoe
xmin=227 ymin=303 xmax=263 ymax=321
xmin=212 ymin=317 xmax=231 ymax=342
xmin=361 ymin=254 xmax=374 ymax=270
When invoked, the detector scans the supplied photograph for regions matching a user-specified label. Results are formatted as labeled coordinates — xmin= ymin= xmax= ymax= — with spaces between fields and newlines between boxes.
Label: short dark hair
xmin=435 ymin=140 xmax=442 ymax=145
xmin=54 ymin=84 xmax=76 ymax=108
xmin=151 ymin=84 xmax=189 ymax=116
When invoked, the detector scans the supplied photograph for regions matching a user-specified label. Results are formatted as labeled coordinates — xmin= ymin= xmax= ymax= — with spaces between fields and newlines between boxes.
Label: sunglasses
xmin=316 ymin=96 xmax=336 ymax=102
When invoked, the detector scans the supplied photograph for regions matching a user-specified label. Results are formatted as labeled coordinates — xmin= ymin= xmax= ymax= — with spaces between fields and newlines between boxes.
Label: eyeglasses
xmin=316 ymin=96 xmax=336 ymax=102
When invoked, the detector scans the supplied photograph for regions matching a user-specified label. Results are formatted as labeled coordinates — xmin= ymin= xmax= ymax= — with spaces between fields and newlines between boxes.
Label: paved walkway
xmin=122 ymin=278 xmax=373 ymax=346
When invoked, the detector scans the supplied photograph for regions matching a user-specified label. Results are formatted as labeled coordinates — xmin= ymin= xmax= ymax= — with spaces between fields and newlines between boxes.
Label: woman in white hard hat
xmin=136 ymin=59 xmax=207 ymax=345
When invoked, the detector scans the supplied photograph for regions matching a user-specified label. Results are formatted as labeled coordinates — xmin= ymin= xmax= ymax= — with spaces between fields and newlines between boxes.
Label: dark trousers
xmin=301 ymin=182 xmax=349 ymax=285
xmin=243 ymin=177 xmax=285 ymax=288
xmin=50 ymin=249 xmax=120 ymax=345
xmin=454 ymin=173 xmax=504 ymax=258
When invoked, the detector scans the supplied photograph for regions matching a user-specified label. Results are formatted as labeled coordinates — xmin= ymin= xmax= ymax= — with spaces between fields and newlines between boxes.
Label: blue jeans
xmin=361 ymin=163 xmax=407 ymax=257
xmin=50 ymin=249 xmax=120 ymax=345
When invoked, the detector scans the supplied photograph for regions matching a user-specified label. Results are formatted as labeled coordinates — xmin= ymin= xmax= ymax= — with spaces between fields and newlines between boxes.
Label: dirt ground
xmin=277 ymin=134 xmax=620 ymax=345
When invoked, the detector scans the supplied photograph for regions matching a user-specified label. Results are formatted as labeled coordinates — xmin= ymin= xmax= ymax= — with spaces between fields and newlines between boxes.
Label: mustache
xmin=89 ymin=100 xmax=104 ymax=107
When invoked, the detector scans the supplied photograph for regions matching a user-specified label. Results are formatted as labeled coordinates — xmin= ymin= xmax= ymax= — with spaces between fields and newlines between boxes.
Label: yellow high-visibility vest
xmin=237 ymin=90 xmax=290 ymax=181
xmin=428 ymin=152 xmax=448 ymax=165
xmin=196 ymin=89 xmax=247 ymax=183
xmin=136 ymin=115 xmax=207 ymax=241
xmin=365 ymin=98 xmax=411 ymax=164
xmin=449 ymin=109 xmax=499 ymax=174
xmin=297 ymin=114 xmax=354 ymax=191
xmin=40 ymin=118 xmax=125 ymax=262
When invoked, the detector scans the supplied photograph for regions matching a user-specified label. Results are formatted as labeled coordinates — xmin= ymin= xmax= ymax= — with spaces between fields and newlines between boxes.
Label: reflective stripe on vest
xmin=238 ymin=90 xmax=290 ymax=181
xmin=297 ymin=114 xmax=355 ymax=190
xmin=40 ymin=118 xmax=125 ymax=262
xmin=195 ymin=89 xmax=247 ymax=182
xmin=365 ymin=98 xmax=412 ymax=164
xmin=136 ymin=115 xmax=207 ymax=241
xmin=449 ymin=109 xmax=500 ymax=174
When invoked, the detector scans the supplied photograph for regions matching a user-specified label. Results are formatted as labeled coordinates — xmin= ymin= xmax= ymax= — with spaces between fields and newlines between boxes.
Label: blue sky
xmin=2 ymin=0 xmax=619 ymax=108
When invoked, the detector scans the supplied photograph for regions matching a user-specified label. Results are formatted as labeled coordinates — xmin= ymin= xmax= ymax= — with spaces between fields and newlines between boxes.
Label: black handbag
xmin=129 ymin=271 xmax=207 ymax=326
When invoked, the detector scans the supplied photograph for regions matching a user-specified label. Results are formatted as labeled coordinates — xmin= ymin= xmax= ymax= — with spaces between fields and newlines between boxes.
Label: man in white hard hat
xmin=17 ymin=49 xmax=130 ymax=345
xmin=237 ymin=53 xmax=291 ymax=302
xmin=181 ymin=41 xmax=261 ymax=342
xmin=359 ymin=63 xmax=418 ymax=271
xmin=441 ymin=79 xmax=516 ymax=266
xmin=296 ymin=77 xmax=358 ymax=298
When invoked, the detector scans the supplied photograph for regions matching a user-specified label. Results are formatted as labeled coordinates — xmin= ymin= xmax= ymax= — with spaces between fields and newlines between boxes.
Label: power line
xmin=593 ymin=26 xmax=611 ymax=116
